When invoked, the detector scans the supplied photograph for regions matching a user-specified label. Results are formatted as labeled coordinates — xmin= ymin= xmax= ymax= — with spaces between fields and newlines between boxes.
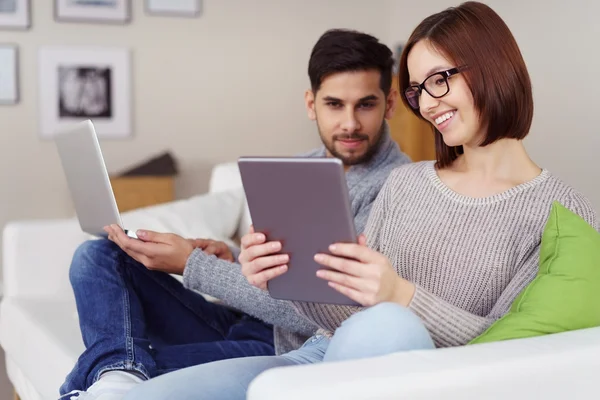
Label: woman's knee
xmin=332 ymin=302 xmax=434 ymax=356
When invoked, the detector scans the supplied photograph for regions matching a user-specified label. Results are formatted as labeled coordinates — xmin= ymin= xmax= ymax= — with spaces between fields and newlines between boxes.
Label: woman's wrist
xmin=392 ymin=277 xmax=416 ymax=307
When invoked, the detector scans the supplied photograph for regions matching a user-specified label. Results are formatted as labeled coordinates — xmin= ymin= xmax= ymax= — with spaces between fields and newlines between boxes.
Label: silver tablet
xmin=238 ymin=157 xmax=359 ymax=306
xmin=53 ymin=120 xmax=137 ymax=239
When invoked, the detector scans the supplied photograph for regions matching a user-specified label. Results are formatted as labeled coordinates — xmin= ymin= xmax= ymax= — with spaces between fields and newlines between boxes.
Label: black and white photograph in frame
xmin=58 ymin=66 xmax=113 ymax=118
xmin=0 ymin=44 xmax=18 ymax=104
xmin=146 ymin=0 xmax=202 ymax=17
xmin=0 ymin=0 xmax=30 ymax=29
xmin=39 ymin=46 xmax=131 ymax=139
xmin=54 ymin=0 xmax=131 ymax=24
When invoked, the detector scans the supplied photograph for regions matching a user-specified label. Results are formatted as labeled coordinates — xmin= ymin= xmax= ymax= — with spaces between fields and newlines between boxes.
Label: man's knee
xmin=69 ymin=239 xmax=119 ymax=284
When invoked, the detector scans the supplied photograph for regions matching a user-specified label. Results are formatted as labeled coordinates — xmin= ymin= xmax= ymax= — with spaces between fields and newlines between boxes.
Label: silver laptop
xmin=53 ymin=119 xmax=138 ymax=239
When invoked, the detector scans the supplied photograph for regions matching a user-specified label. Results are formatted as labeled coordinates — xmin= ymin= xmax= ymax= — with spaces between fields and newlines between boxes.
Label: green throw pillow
xmin=470 ymin=201 xmax=600 ymax=345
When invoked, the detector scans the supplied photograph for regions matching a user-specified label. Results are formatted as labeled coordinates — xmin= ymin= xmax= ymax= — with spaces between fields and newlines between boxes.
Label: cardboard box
xmin=109 ymin=176 xmax=174 ymax=212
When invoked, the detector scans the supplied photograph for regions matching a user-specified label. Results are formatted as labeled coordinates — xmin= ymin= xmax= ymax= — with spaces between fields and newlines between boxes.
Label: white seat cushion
xmin=0 ymin=298 xmax=82 ymax=400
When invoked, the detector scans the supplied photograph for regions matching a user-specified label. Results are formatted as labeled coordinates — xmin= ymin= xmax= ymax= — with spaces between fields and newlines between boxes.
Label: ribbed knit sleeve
xmin=408 ymin=246 xmax=539 ymax=346
xmin=290 ymin=162 xmax=599 ymax=347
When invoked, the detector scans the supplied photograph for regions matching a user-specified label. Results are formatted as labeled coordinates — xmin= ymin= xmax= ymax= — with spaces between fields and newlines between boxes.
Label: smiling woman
xmin=398 ymin=1 xmax=534 ymax=168
xmin=220 ymin=3 xmax=598 ymax=400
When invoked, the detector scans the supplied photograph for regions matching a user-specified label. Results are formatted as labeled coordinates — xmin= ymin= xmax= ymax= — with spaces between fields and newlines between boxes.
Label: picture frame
xmin=145 ymin=0 xmax=202 ymax=18
xmin=54 ymin=0 xmax=131 ymax=24
xmin=38 ymin=46 xmax=132 ymax=139
xmin=0 ymin=0 xmax=30 ymax=30
xmin=0 ymin=44 xmax=18 ymax=105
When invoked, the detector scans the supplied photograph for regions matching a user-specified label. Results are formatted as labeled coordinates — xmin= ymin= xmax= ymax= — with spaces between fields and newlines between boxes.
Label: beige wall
xmin=387 ymin=0 xmax=600 ymax=210
xmin=0 ymin=0 xmax=390 ymax=273
xmin=1 ymin=0 xmax=598 ymax=271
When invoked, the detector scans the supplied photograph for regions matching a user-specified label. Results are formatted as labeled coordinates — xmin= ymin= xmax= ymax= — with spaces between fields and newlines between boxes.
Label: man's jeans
xmin=59 ymin=239 xmax=274 ymax=395
xmin=124 ymin=302 xmax=436 ymax=400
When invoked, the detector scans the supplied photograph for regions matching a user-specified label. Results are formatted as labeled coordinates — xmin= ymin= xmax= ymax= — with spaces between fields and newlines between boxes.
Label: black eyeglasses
xmin=404 ymin=67 xmax=463 ymax=110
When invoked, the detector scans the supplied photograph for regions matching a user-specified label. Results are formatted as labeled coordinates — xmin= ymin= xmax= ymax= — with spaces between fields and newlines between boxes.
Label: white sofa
xmin=2 ymin=162 xmax=600 ymax=400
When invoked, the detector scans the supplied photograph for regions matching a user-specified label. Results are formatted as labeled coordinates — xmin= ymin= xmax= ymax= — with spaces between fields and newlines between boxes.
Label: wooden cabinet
xmin=109 ymin=176 xmax=175 ymax=212
xmin=388 ymin=78 xmax=436 ymax=162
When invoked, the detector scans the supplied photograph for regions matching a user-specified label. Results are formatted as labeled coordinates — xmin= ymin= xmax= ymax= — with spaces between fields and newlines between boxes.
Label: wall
xmin=0 ymin=0 xmax=391 ymax=274
xmin=387 ymin=0 xmax=600 ymax=211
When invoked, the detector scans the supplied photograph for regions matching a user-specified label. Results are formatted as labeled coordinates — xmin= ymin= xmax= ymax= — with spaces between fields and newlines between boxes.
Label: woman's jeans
xmin=124 ymin=302 xmax=436 ymax=400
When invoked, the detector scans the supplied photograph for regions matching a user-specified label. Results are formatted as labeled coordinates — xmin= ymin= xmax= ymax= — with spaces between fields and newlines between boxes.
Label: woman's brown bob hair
xmin=398 ymin=1 xmax=534 ymax=168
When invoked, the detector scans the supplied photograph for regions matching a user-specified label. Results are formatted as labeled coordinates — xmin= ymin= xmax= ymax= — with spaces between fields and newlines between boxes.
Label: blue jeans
xmin=124 ymin=302 xmax=435 ymax=400
xmin=60 ymin=239 xmax=275 ymax=395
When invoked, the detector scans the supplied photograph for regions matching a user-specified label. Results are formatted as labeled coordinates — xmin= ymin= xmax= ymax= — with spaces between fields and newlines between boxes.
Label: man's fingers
xmin=203 ymin=243 xmax=220 ymax=255
xmin=107 ymin=225 xmax=161 ymax=258
xmin=135 ymin=229 xmax=170 ymax=244
xmin=190 ymin=239 xmax=212 ymax=249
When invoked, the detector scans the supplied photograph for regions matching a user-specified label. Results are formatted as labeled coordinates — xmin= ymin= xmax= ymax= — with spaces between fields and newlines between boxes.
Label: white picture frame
xmin=0 ymin=44 xmax=18 ymax=104
xmin=38 ymin=46 xmax=132 ymax=139
xmin=146 ymin=0 xmax=201 ymax=17
xmin=55 ymin=0 xmax=131 ymax=24
xmin=0 ymin=0 xmax=30 ymax=30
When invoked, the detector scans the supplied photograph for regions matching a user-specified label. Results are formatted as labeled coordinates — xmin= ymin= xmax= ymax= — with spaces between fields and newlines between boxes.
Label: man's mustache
xmin=333 ymin=133 xmax=369 ymax=141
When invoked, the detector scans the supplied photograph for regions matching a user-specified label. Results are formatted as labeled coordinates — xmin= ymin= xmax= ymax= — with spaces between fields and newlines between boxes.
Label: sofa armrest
xmin=2 ymin=218 xmax=88 ymax=300
xmin=2 ymin=187 xmax=246 ymax=300
xmin=248 ymin=327 xmax=600 ymax=400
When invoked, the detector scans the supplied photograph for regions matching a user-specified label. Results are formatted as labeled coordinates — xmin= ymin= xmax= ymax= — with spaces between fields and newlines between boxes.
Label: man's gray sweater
xmin=182 ymin=123 xmax=411 ymax=354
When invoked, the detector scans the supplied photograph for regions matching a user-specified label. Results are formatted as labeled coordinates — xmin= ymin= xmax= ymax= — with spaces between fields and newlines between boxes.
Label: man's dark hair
xmin=308 ymin=29 xmax=394 ymax=96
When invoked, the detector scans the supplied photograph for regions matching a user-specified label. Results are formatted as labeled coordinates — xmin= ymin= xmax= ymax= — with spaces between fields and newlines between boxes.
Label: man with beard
xmin=60 ymin=28 xmax=411 ymax=400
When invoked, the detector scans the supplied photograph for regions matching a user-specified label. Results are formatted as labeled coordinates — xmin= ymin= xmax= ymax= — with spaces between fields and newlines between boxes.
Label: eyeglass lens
xmin=405 ymin=72 xmax=450 ymax=109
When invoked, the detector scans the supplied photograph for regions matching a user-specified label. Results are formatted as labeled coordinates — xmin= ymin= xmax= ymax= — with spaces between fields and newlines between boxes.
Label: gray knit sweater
xmin=182 ymin=125 xmax=411 ymax=354
xmin=292 ymin=161 xmax=599 ymax=347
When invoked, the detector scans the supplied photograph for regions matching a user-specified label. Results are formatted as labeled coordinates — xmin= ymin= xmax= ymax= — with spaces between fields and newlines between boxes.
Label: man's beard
xmin=318 ymin=120 xmax=386 ymax=166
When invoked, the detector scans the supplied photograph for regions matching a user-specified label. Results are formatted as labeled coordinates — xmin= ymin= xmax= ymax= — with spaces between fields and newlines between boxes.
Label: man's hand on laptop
xmin=104 ymin=225 xmax=195 ymax=275
xmin=188 ymin=239 xmax=235 ymax=262
xmin=239 ymin=226 xmax=289 ymax=290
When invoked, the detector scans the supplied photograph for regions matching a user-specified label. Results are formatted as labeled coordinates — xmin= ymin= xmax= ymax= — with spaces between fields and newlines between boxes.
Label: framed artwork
xmin=145 ymin=0 xmax=201 ymax=17
xmin=0 ymin=0 xmax=30 ymax=29
xmin=54 ymin=0 xmax=131 ymax=24
xmin=0 ymin=44 xmax=18 ymax=104
xmin=38 ymin=46 xmax=132 ymax=139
